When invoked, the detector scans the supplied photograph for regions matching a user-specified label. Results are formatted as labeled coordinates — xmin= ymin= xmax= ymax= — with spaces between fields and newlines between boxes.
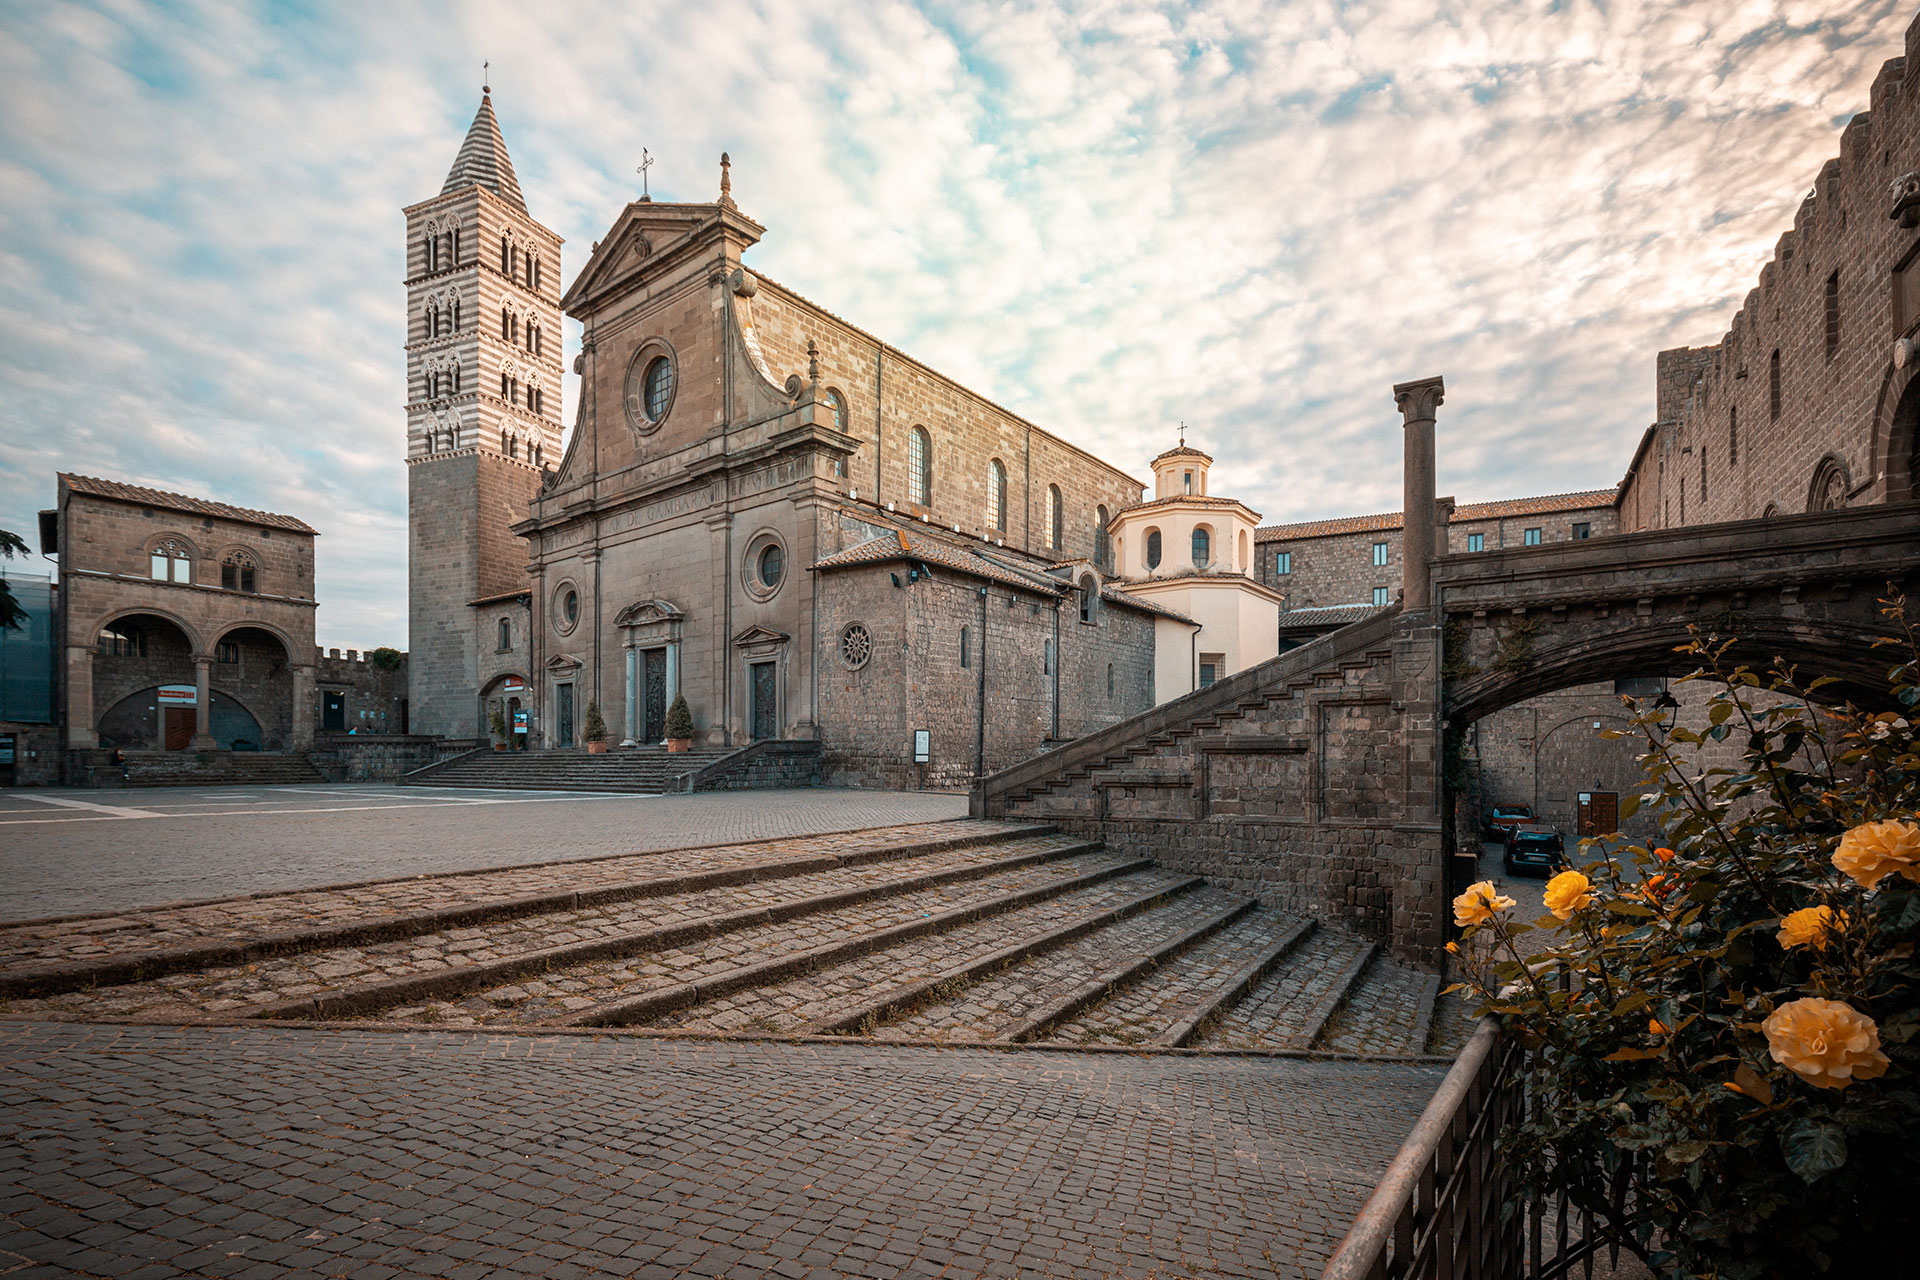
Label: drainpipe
xmin=1051 ymin=597 xmax=1061 ymax=740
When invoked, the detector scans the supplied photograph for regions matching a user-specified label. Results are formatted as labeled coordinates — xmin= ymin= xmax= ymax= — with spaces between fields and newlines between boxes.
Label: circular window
xmin=841 ymin=623 xmax=872 ymax=670
xmin=623 ymin=342 xmax=678 ymax=436
xmin=741 ymin=531 xmax=789 ymax=602
xmin=758 ymin=544 xmax=784 ymax=588
xmin=553 ymin=582 xmax=581 ymax=635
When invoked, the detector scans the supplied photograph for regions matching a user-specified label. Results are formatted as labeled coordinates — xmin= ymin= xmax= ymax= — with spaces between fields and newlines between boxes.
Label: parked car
xmin=1503 ymin=825 xmax=1567 ymax=876
xmin=1482 ymin=804 xmax=1534 ymax=842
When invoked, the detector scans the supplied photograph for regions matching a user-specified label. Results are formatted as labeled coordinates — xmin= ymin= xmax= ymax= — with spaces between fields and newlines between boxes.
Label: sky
xmin=0 ymin=0 xmax=1907 ymax=649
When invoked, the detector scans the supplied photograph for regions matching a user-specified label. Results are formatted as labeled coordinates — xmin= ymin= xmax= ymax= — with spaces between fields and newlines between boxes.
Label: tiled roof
xmin=469 ymin=588 xmax=531 ymax=608
xmin=1124 ymin=495 xmax=1260 ymax=514
xmin=60 ymin=474 xmax=317 ymax=534
xmin=1278 ymin=603 xmax=1385 ymax=629
xmin=1152 ymin=444 xmax=1213 ymax=464
xmin=812 ymin=528 xmax=1068 ymax=593
xmin=443 ymin=92 xmax=527 ymax=214
xmin=1101 ymin=585 xmax=1195 ymax=624
xmin=1254 ymin=488 xmax=1617 ymax=542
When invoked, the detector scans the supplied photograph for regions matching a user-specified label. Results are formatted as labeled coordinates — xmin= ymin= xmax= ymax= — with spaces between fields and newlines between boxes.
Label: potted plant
xmin=663 ymin=693 xmax=694 ymax=753
xmin=487 ymin=704 xmax=508 ymax=751
xmin=582 ymin=700 xmax=610 ymax=753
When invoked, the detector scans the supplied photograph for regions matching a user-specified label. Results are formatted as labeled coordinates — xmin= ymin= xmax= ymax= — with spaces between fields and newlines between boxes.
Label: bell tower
xmin=403 ymin=86 xmax=564 ymax=737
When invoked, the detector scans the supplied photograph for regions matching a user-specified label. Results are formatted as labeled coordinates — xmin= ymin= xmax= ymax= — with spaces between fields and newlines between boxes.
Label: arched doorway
xmin=92 ymin=613 xmax=197 ymax=749
xmin=479 ymin=673 xmax=531 ymax=751
xmin=210 ymin=626 xmax=295 ymax=749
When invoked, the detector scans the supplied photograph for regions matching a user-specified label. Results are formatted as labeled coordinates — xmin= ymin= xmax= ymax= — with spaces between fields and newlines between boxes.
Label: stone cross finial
xmin=720 ymin=152 xmax=734 ymax=207
xmin=808 ymin=338 xmax=820 ymax=386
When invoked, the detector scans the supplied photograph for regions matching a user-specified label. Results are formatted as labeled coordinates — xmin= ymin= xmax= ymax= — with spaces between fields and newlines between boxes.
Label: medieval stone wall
xmin=315 ymin=648 xmax=409 ymax=736
xmin=1622 ymin=26 xmax=1920 ymax=527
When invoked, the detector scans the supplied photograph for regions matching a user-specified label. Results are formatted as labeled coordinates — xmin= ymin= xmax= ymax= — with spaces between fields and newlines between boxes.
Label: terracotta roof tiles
xmin=1254 ymin=488 xmax=1616 ymax=542
xmin=60 ymin=474 xmax=318 ymax=534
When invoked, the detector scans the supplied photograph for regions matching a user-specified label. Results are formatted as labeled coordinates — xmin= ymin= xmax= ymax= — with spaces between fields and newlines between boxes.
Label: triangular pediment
xmin=563 ymin=200 xmax=765 ymax=314
xmin=544 ymin=653 xmax=584 ymax=672
xmin=731 ymin=624 xmax=790 ymax=647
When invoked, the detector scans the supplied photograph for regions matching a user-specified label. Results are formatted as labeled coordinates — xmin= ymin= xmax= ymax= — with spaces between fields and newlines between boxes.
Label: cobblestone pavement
xmin=1201 ymin=932 xmax=1374 ymax=1052
xmin=0 ymin=787 xmax=969 ymax=922
xmin=0 ymin=1021 xmax=1447 ymax=1279
xmin=1051 ymin=914 xmax=1296 ymax=1048
xmin=0 ymin=831 xmax=1088 ymax=1025
xmin=0 ymin=818 xmax=1004 ymax=973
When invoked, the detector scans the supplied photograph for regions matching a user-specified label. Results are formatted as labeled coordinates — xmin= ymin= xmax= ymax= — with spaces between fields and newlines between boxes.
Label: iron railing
xmin=1322 ymin=1019 xmax=1639 ymax=1280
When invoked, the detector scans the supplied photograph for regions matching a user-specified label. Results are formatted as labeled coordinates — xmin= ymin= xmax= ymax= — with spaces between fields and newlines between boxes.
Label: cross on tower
xmin=636 ymin=148 xmax=653 ymax=200
xmin=483 ymin=61 xmax=489 ymax=94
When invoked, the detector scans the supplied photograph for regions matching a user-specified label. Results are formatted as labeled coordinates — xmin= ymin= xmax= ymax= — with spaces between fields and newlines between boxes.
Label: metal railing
xmin=1322 ymin=1019 xmax=1637 ymax=1280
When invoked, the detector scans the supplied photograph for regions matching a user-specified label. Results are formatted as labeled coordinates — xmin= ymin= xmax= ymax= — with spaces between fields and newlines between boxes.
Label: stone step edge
xmin=552 ymin=859 xmax=1160 ymax=1030
xmin=1001 ymin=898 xmax=1258 ymax=1044
xmin=247 ymin=841 xmax=1106 ymax=1022
xmin=799 ymin=875 xmax=1208 ymax=1039
xmin=1296 ymin=943 xmax=1381 ymax=1051
xmin=0 ymin=824 xmax=1063 ymax=1001
xmin=1155 ymin=917 xmax=1317 ymax=1048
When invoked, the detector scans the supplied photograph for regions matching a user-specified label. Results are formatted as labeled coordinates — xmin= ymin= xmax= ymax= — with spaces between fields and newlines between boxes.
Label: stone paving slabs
xmin=0 ymin=1021 xmax=1446 ymax=1278
xmin=0 ymin=786 xmax=970 ymax=921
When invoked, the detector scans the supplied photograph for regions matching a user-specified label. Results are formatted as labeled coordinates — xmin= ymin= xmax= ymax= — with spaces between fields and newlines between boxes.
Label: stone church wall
xmin=1622 ymin=26 xmax=1920 ymax=526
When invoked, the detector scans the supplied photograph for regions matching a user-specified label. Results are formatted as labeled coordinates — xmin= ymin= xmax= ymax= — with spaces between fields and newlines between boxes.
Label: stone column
xmin=622 ymin=645 xmax=637 ymax=747
xmin=289 ymin=664 xmax=315 ymax=751
xmin=190 ymin=654 xmax=216 ymax=749
xmin=1393 ymin=376 xmax=1445 ymax=614
xmin=65 ymin=644 xmax=96 ymax=748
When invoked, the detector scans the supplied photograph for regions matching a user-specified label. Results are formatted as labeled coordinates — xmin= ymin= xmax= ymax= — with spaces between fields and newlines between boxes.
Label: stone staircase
xmin=108 ymin=751 xmax=328 ymax=789
xmin=1 ymin=820 xmax=1456 ymax=1058
xmin=399 ymin=745 xmax=734 ymax=793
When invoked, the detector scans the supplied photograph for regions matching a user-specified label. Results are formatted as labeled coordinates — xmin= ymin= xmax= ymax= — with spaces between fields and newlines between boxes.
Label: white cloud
xmin=0 ymin=0 xmax=1904 ymax=646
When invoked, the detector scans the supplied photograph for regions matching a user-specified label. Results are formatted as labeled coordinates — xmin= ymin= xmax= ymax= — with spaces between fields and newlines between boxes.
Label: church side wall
xmin=407 ymin=454 xmax=481 ymax=738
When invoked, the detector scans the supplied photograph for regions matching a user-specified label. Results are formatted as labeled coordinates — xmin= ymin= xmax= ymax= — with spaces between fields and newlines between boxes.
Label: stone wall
xmin=309 ymin=734 xmax=475 ymax=782
xmin=315 ymin=648 xmax=409 ymax=736
xmin=0 ymin=723 xmax=61 ymax=786
xmin=688 ymin=740 xmax=823 ymax=791
xmin=1465 ymin=680 xmax=1662 ymax=842
xmin=1621 ymin=23 xmax=1920 ymax=526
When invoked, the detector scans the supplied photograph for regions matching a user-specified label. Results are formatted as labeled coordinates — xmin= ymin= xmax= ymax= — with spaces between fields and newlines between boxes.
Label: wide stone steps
xmin=405 ymin=747 xmax=733 ymax=792
xmin=0 ymin=817 xmax=1459 ymax=1059
xmin=111 ymin=753 xmax=328 ymax=788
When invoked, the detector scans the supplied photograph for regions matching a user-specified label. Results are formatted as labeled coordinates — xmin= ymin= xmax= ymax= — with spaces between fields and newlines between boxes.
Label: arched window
xmin=533 ymin=443 xmax=543 ymax=467
xmin=1769 ymin=349 xmax=1781 ymax=420
xmin=1078 ymin=573 xmax=1097 ymax=624
xmin=528 ymin=253 xmax=539 ymax=291
xmin=500 ymin=236 xmax=510 ymax=274
xmin=1146 ymin=529 xmax=1162 ymax=570
xmin=452 ymin=359 xmax=461 ymax=393
xmin=150 ymin=538 xmax=191 ymax=583
xmin=959 ymin=625 xmax=971 ymax=669
xmin=424 ymin=234 xmax=438 ymax=273
xmin=451 ymin=298 xmax=460 ymax=331
xmin=497 ymin=618 xmax=512 ymax=651
xmin=220 ymin=550 xmax=257 ymax=593
xmin=1095 ymin=505 xmax=1110 ymax=569
xmin=450 ymin=227 xmax=460 ymax=265
xmin=1046 ymin=485 xmax=1063 ymax=551
xmin=501 ymin=372 xmax=510 ymax=400
xmin=501 ymin=308 xmax=511 ymax=341
xmin=987 ymin=458 xmax=1007 ymax=531
xmin=908 ymin=426 xmax=932 ymax=507
xmin=1192 ymin=526 xmax=1211 ymax=568
xmin=826 ymin=389 xmax=847 ymax=432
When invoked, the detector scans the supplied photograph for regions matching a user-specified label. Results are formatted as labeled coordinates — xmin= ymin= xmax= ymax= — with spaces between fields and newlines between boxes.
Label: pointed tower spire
xmin=443 ymin=89 xmax=527 ymax=214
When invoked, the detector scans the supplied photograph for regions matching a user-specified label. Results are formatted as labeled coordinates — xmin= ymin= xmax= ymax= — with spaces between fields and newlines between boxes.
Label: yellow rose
xmin=1776 ymin=904 xmax=1845 ymax=951
xmin=1444 ymin=941 xmax=1460 ymax=955
xmin=1832 ymin=819 xmax=1920 ymax=889
xmin=1452 ymin=880 xmax=1517 ymax=927
xmin=1542 ymin=870 xmax=1594 ymax=920
xmin=1762 ymin=997 xmax=1891 ymax=1090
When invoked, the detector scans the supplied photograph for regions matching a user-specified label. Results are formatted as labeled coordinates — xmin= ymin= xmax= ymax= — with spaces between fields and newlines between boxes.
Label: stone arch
xmin=208 ymin=619 xmax=296 ymax=658
xmin=1871 ymin=358 xmax=1920 ymax=504
xmin=90 ymin=605 xmax=204 ymax=656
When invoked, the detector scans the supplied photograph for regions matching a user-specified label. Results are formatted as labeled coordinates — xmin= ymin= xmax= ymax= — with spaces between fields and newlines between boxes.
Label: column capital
xmin=1392 ymin=376 xmax=1445 ymax=424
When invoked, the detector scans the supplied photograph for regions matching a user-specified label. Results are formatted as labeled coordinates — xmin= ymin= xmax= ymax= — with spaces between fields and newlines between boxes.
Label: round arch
xmin=88 ymin=606 xmax=204 ymax=655
xmin=1446 ymin=617 xmax=1899 ymax=728
xmin=208 ymin=619 xmax=297 ymax=657
xmin=1871 ymin=358 xmax=1920 ymax=504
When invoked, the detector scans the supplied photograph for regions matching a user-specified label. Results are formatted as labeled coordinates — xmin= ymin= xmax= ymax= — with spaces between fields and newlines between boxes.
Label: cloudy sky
xmin=0 ymin=0 xmax=1905 ymax=648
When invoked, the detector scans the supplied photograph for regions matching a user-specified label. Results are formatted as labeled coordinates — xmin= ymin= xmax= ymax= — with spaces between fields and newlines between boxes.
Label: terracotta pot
xmin=586 ymin=739 xmax=609 ymax=754
xmin=493 ymin=743 xmax=507 ymax=752
xmin=667 ymin=738 xmax=692 ymax=753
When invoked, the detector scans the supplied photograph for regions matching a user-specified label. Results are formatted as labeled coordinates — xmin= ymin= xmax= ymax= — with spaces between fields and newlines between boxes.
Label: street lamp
xmin=1652 ymin=689 xmax=1680 ymax=738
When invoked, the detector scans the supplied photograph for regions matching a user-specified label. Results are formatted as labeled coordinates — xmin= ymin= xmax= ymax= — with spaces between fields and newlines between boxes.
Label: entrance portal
xmin=163 ymin=707 xmax=195 ymax=751
xmin=750 ymin=661 xmax=777 ymax=741
xmin=556 ymin=682 xmax=575 ymax=748
xmin=1578 ymin=792 xmax=1618 ymax=840
xmin=642 ymin=648 xmax=667 ymax=742
xmin=322 ymin=691 xmax=346 ymax=732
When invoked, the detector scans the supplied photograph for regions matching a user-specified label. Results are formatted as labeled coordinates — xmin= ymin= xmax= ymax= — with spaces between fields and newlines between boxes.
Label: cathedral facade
xmin=406 ymin=96 xmax=1224 ymax=786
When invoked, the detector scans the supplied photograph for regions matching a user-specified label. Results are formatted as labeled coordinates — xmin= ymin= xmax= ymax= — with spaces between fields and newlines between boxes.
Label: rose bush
xmin=1448 ymin=599 xmax=1920 ymax=1276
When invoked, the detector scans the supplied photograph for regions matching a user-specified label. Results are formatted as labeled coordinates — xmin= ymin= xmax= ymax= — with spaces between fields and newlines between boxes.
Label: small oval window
xmin=758 ymin=543 xmax=784 ymax=588
xmin=563 ymin=589 xmax=579 ymax=625
xmin=644 ymin=357 xmax=674 ymax=421
xmin=1146 ymin=530 xmax=1162 ymax=570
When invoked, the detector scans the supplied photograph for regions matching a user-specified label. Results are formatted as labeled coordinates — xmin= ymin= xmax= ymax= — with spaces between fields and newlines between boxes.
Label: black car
xmin=1503 ymin=824 xmax=1566 ymax=875
xmin=1483 ymin=804 xmax=1534 ymax=842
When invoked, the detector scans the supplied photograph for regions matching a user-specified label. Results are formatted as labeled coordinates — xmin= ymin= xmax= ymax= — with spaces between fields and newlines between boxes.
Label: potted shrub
xmin=582 ymin=700 xmax=610 ymax=754
xmin=663 ymin=694 xmax=694 ymax=753
xmin=487 ymin=704 xmax=508 ymax=751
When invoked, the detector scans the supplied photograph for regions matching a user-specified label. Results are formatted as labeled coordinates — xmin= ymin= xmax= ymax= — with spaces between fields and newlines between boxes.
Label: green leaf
xmin=1665 ymin=1140 xmax=1712 ymax=1165
xmin=1708 ymin=701 xmax=1734 ymax=726
xmin=1608 ymin=901 xmax=1656 ymax=918
xmin=1781 ymin=1118 xmax=1847 ymax=1183
xmin=1613 ymin=991 xmax=1651 ymax=1016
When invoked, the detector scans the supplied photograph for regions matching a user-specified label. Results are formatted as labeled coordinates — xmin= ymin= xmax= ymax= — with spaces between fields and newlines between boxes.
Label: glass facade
xmin=0 ymin=573 xmax=54 ymax=723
